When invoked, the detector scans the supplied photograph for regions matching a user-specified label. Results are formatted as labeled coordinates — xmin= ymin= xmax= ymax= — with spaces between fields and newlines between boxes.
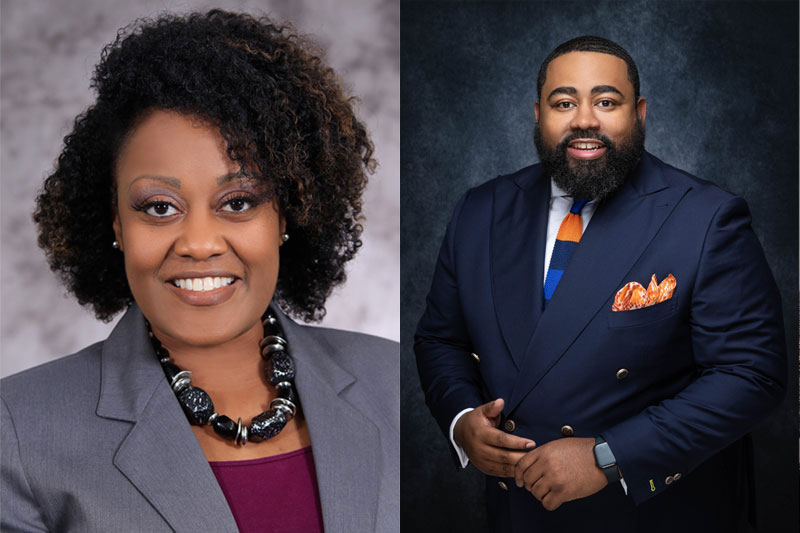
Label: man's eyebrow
xmin=129 ymin=175 xmax=181 ymax=189
xmin=547 ymin=86 xmax=577 ymax=100
xmin=591 ymin=85 xmax=624 ymax=98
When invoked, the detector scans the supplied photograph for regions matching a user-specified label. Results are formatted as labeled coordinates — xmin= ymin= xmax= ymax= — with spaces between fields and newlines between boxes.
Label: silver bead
xmin=208 ymin=412 xmax=219 ymax=424
xmin=235 ymin=417 xmax=248 ymax=446
xmin=170 ymin=370 xmax=192 ymax=393
xmin=270 ymin=397 xmax=296 ymax=420
xmin=112 ymin=240 xmax=120 ymax=250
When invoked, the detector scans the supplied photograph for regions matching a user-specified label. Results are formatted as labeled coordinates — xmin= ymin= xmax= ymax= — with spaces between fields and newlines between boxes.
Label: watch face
xmin=595 ymin=442 xmax=616 ymax=468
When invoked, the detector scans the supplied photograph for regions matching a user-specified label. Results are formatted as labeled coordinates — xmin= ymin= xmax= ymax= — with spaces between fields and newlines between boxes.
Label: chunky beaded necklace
xmin=147 ymin=312 xmax=298 ymax=446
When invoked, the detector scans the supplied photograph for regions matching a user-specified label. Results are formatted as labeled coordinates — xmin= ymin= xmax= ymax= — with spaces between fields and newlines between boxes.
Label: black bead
xmin=268 ymin=350 xmax=295 ymax=385
xmin=249 ymin=409 xmax=287 ymax=442
xmin=212 ymin=415 xmax=237 ymax=440
xmin=276 ymin=384 xmax=296 ymax=405
xmin=162 ymin=362 xmax=183 ymax=383
xmin=177 ymin=386 xmax=215 ymax=425
xmin=155 ymin=346 xmax=169 ymax=359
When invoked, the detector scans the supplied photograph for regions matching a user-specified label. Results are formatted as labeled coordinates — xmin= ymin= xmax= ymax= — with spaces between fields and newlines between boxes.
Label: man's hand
xmin=514 ymin=437 xmax=607 ymax=511
xmin=453 ymin=398 xmax=535 ymax=477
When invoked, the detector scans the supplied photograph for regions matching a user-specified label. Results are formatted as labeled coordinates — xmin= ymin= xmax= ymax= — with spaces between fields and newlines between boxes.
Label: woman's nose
xmin=173 ymin=211 xmax=227 ymax=259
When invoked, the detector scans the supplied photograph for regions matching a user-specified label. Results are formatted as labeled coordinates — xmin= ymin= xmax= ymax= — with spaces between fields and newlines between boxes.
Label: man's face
xmin=534 ymin=51 xmax=646 ymax=201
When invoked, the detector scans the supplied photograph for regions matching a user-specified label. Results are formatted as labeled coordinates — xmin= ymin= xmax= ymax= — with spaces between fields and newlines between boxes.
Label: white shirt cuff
xmin=449 ymin=408 xmax=474 ymax=468
xmin=620 ymin=477 xmax=628 ymax=495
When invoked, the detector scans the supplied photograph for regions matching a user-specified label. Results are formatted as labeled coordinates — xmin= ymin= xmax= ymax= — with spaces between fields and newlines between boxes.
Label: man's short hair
xmin=537 ymin=36 xmax=640 ymax=101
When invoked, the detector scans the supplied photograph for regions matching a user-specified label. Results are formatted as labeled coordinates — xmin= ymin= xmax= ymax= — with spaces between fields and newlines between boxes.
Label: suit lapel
xmin=507 ymin=154 xmax=690 ymax=413
xmin=491 ymin=166 xmax=550 ymax=368
xmin=97 ymin=306 xmax=238 ymax=532
xmin=279 ymin=314 xmax=380 ymax=532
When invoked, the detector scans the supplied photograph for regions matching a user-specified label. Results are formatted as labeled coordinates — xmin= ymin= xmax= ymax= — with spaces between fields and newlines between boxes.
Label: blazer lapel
xmin=507 ymin=154 xmax=690 ymax=413
xmin=97 ymin=306 xmax=238 ymax=532
xmin=491 ymin=166 xmax=550 ymax=368
xmin=279 ymin=314 xmax=380 ymax=532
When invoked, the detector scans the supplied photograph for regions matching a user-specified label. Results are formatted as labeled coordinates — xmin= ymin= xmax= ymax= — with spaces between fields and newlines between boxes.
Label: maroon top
xmin=209 ymin=446 xmax=324 ymax=533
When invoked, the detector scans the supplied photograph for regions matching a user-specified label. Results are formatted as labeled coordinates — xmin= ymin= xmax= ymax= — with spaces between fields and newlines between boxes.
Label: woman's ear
xmin=112 ymin=205 xmax=124 ymax=252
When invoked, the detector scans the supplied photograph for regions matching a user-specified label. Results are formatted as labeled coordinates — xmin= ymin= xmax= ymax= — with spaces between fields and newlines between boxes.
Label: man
xmin=415 ymin=36 xmax=786 ymax=531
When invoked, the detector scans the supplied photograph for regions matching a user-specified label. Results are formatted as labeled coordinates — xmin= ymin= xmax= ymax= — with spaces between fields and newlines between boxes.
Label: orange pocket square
xmin=612 ymin=274 xmax=676 ymax=312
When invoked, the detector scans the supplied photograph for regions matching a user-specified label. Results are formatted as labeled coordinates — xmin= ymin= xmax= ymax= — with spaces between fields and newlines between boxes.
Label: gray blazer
xmin=1 ymin=305 xmax=399 ymax=532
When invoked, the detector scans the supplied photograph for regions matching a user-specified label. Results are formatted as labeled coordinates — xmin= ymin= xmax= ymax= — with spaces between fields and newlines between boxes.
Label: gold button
xmin=504 ymin=419 xmax=515 ymax=432
xmin=471 ymin=352 xmax=480 ymax=362
xmin=561 ymin=425 xmax=574 ymax=437
xmin=665 ymin=476 xmax=674 ymax=485
xmin=673 ymin=473 xmax=681 ymax=480
xmin=616 ymin=368 xmax=629 ymax=380
xmin=498 ymin=481 xmax=508 ymax=491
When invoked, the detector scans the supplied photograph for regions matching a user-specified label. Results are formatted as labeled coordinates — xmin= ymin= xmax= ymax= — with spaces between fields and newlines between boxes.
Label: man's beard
xmin=534 ymin=118 xmax=645 ymax=202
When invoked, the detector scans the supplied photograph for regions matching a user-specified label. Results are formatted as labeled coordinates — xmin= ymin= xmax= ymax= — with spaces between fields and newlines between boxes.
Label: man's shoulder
xmin=645 ymin=152 xmax=737 ymax=205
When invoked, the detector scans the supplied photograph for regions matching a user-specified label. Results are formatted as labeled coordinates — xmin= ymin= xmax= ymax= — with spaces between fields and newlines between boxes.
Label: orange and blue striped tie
xmin=543 ymin=198 xmax=589 ymax=307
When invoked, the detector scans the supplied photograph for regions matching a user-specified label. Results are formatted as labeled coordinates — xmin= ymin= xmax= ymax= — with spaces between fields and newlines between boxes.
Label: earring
xmin=281 ymin=233 xmax=289 ymax=243
xmin=112 ymin=240 xmax=120 ymax=250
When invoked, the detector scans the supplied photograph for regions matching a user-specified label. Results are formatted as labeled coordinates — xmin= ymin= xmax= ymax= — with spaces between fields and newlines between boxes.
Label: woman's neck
xmin=151 ymin=320 xmax=270 ymax=406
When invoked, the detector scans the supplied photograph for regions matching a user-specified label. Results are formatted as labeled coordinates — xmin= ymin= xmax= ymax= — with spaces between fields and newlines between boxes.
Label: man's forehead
xmin=543 ymin=51 xmax=632 ymax=97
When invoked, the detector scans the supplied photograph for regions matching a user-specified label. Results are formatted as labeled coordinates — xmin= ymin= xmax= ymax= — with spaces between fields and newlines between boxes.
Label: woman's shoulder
xmin=1 ymin=341 xmax=104 ymax=413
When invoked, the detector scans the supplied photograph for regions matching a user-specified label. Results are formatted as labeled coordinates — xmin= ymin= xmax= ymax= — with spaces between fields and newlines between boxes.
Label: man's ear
xmin=636 ymin=97 xmax=647 ymax=126
xmin=534 ymin=101 xmax=540 ymax=123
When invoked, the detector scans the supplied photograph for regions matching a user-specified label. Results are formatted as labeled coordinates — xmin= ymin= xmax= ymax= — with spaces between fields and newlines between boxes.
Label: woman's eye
xmin=222 ymin=197 xmax=253 ymax=212
xmin=145 ymin=202 xmax=178 ymax=217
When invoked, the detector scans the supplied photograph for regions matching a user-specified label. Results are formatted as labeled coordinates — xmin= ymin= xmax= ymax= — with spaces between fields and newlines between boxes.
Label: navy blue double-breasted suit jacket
xmin=415 ymin=152 xmax=786 ymax=531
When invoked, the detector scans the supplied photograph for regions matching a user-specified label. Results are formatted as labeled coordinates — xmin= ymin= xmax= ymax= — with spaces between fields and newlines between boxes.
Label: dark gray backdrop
xmin=400 ymin=1 xmax=798 ymax=531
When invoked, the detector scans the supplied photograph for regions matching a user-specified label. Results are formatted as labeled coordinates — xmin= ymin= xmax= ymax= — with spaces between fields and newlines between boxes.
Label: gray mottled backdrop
xmin=0 ymin=0 xmax=399 ymax=378
xmin=401 ymin=1 xmax=798 ymax=531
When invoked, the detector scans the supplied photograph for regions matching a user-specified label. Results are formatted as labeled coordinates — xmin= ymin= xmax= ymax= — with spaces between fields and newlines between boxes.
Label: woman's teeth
xmin=172 ymin=277 xmax=234 ymax=291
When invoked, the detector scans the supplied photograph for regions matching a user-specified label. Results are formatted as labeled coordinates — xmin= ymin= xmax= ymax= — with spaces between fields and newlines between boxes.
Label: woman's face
xmin=113 ymin=110 xmax=284 ymax=348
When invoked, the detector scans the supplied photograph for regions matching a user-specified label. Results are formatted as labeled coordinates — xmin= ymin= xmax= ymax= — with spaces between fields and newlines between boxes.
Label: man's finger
xmin=481 ymin=447 xmax=526 ymax=467
xmin=478 ymin=425 xmax=535 ymax=450
xmin=514 ymin=449 xmax=540 ymax=487
xmin=480 ymin=398 xmax=505 ymax=420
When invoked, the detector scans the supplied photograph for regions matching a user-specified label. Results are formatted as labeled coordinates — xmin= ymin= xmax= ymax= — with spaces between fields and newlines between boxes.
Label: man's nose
xmin=570 ymin=104 xmax=600 ymax=131
xmin=173 ymin=211 xmax=227 ymax=260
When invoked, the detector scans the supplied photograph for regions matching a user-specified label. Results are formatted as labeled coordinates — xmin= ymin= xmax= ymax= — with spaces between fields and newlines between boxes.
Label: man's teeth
xmin=172 ymin=277 xmax=234 ymax=291
xmin=571 ymin=142 xmax=603 ymax=150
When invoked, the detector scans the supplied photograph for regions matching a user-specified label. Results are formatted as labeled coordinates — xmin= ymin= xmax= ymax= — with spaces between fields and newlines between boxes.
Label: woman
xmin=1 ymin=10 xmax=398 ymax=532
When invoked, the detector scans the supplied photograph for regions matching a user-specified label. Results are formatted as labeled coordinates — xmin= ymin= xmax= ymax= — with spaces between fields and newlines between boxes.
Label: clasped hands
xmin=453 ymin=398 xmax=608 ymax=511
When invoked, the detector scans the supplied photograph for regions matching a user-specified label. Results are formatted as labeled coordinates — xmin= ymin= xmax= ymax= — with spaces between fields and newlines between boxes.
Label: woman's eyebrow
xmin=128 ymin=175 xmax=181 ymax=190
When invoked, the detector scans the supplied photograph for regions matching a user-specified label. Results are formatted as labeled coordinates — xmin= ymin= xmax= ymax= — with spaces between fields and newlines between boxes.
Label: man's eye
xmin=145 ymin=202 xmax=178 ymax=217
xmin=597 ymin=100 xmax=615 ymax=108
xmin=222 ymin=197 xmax=253 ymax=212
xmin=556 ymin=101 xmax=575 ymax=109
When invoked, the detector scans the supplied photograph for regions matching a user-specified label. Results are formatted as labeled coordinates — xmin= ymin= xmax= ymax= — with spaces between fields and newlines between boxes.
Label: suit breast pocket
xmin=607 ymin=298 xmax=678 ymax=328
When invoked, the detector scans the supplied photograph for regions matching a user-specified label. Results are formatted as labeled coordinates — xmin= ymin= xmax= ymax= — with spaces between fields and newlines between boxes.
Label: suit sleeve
xmin=414 ymin=191 xmax=485 ymax=447
xmin=601 ymin=196 xmax=786 ymax=505
xmin=1 ymin=396 xmax=50 ymax=532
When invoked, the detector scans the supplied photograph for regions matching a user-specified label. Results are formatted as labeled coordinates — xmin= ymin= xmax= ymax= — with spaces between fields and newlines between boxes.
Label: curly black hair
xmin=34 ymin=9 xmax=375 ymax=323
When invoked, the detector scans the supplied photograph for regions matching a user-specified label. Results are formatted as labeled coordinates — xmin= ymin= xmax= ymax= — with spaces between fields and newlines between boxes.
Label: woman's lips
xmin=166 ymin=277 xmax=240 ymax=306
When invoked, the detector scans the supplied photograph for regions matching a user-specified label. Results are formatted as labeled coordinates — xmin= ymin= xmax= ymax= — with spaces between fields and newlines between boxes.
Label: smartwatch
xmin=593 ymin=437 xmax=621 ymax=483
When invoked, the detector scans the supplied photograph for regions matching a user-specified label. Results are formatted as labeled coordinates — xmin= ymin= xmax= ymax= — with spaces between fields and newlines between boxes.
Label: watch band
xmin=594 ymin=437 xmax=621 ymax=483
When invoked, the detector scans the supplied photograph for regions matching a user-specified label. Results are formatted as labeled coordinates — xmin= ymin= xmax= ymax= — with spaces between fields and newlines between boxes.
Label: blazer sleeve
xmin=1 ymin=396 xmax=50 ymax=532
xmin=414 ymin=191 xmax=485 ymax=443
xmin=601 ymin=195 xmax=787 ymax=505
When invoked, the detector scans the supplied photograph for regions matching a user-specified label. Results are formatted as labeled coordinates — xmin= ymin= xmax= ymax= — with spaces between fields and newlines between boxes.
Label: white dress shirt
xmin=447 ymin=179 xmax=627 ymax=492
